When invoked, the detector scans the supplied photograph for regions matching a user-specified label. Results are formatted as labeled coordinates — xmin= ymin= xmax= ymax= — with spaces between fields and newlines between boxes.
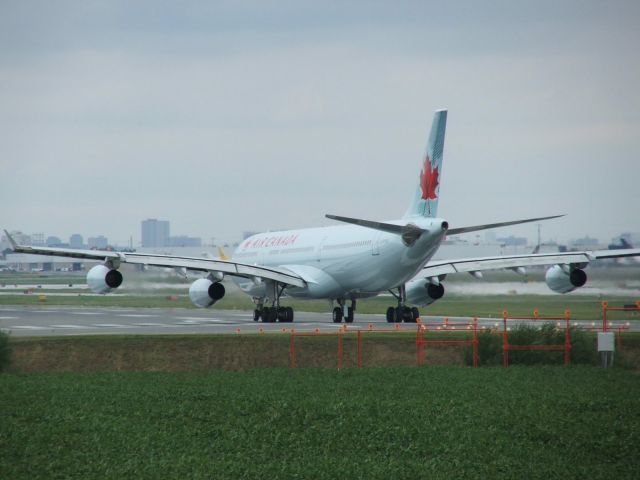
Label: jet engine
xmin=545 ymin=265 xmax=587 ymax=294
xmin=189 ymin=278 xmax=226 ymax=308
xmin=405 ymin=279 xmax=445 ymax=306
xmin=86 ymin=264 xmax=123 ymax=294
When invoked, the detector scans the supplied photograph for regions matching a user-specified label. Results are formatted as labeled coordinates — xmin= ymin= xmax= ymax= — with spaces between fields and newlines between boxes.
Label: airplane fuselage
xmin=232 ymin=217 xmax=448 ymax=299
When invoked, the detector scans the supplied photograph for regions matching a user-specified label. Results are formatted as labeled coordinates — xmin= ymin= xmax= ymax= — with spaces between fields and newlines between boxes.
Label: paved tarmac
xmin=0 ymin=305 xmax=633 ymax=336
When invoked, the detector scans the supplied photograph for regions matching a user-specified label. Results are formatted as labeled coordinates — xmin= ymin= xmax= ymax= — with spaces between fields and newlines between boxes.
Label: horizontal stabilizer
xmin=325 ymin=214 xmax=427 ymax=246
xmin=326 ymin=215 xmax=410 ymax=235
xmin=447 ymin=215 xmax=564 ymax=236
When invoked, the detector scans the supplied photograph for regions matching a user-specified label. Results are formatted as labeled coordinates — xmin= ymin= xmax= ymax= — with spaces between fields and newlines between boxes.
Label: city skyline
xmin=3 ymin=223 xmax=636 ymax=251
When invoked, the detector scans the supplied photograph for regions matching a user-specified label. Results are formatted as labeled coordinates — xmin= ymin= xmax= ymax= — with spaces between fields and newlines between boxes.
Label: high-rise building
xmin=141 ymin=219 xmax=170 ymax=247
xmin=46 ymin=236 xmax=63 ymax=246
xmin=31 ymin=233 xmax=45 ymax=246
xmin=88 ymin=235 xmax=109 ymax=249
xmin=69 ymin=234 xmax=84 ymax=249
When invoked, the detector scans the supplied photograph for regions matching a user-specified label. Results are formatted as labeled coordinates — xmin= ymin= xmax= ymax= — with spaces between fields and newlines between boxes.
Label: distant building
xmin=169 ymin=236 xmax=202 ymax=247
xmin=1 ymin=231 xmax=28 ymax=251
xmin=31 ymin=233 xmax=45 ymax=246
xmin=141 ymin=219 xmax=170 ymax=247
xmin=571 ymin=236 xmax=600 ymax=249
xmin=88 ymin=235 xmax=109 ymax=249
xmin=615 ymin=232 xmax=640 ymax=247
xmin=69 ymin=234 xmax=84 ymax=249
xmin=496 ymin=235 xmax=528 ymax=247
xmin=46 ymin=236 xmax=63 ymax=246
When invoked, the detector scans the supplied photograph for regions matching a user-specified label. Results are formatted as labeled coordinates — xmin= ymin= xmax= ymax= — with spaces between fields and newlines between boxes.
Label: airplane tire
xmin=253 ymin=309 xmax=261 ymax=322
xmin=332 ymin=307 xmax=343 ymax=323
xmin=386 ymin=307 xmax=395 ymax=323
xmin=285 ymin=307 xmax=294 ymax=322
xmin=263 ymin=307 xmax=276 ymax=323
xmin=345 ymin=307 xmax=354 ymax=323
xmin=411 ymin=307 xmax=420 ymax=322
xmin=394 ymin=307 xmax=404 ymax=323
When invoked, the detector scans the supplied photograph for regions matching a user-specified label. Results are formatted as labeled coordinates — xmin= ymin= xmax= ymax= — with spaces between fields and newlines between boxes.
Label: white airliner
xmin=6 ymin=110 xmax=640 ymax=323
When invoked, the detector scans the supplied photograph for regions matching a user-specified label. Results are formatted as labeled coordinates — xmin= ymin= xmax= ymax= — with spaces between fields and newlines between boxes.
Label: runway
xmin=0 ymin=305 xmax=632 ymax=336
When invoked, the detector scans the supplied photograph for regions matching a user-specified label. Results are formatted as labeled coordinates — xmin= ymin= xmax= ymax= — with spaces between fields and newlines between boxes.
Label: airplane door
xmin=371 ymin=233 xmax=381 ymax=256
xmin=316 ymin=236 xmax=328 ymax=262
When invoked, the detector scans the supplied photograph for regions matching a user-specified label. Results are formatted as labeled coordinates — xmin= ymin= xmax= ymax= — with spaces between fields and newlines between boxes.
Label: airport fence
xmin=228 ymin=301 xmax=639 ymax=370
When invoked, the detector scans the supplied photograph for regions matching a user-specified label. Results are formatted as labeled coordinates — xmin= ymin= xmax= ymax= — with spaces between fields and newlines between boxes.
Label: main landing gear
xmin=386 ymin=285 xmax=420 ymax=323
xmin=332 ymin=299 xmax=356 ymax=323
xmin=252 ymin=282 xmax=295 ymax=323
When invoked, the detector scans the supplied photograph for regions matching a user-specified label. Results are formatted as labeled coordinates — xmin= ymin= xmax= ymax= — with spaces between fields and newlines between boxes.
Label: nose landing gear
xmin=332 ymin=298 xmax=356 ymax=323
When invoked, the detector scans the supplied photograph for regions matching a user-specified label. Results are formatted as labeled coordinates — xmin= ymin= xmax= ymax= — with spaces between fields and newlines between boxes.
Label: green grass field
xmin=1 ymin=367 xmax=639 ymax=479
xmin=2 ymin=290 xmax=637 ymax=322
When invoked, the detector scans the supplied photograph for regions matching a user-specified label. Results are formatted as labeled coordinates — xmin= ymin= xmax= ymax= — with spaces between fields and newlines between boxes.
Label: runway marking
xmin=0 ymin=316 xmax=18 ymax=320
xmin=71 ymin=311 xmax=101 ymax=315
xmin=93 ymin=323 xmax=131 ymax=328
xmin=31 ymin=310 xmax=57 ymax=314
xmin=117 ymin=314 xmax=154 ymax=318
xmin=175 ymin=318 xmax=238 ymax=325
xmin=132 ymin=322 xmax=174 ymax=327
xmin=50 ymin=324 xmax=92 ymax=329
xmin=10 ymin=325 xmax=47 ymax=330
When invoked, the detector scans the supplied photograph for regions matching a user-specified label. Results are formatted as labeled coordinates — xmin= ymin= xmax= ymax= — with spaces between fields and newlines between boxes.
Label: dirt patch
xmin=8 ymin=334 xmax=469 ymax=372
xmin=8 ymin=333 xmax=640 ymax=372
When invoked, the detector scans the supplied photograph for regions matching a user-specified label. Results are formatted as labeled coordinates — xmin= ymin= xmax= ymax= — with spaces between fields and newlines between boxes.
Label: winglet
xmin=3 ymin=230 xmax=17 ymax=250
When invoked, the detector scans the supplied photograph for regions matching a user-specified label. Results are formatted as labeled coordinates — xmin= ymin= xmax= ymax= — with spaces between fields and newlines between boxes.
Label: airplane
xmin=6 ymin=110 xmax=640 ymax=324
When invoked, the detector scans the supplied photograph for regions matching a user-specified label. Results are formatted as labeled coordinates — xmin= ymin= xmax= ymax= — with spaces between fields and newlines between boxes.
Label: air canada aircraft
xmin=6 ymin=110 xmax=640 ymax=323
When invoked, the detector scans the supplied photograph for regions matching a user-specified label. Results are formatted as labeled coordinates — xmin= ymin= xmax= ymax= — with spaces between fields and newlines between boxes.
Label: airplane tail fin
xmin=404 ymin=109 xmax=447 ymax=218
xmin=217 ymin=246 xmax=230 ymax=261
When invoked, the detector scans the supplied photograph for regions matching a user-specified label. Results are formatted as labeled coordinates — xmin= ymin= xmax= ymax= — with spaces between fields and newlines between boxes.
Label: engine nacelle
xmin=87 ymin=264 xmax=123 ymax=294
xmin=189 ymin=278 xmax=226 ymax=308
xmin=545 ymin=265 xmax=587 ymax=294
xmin=405 ymin=279 xmax=445 ymax=306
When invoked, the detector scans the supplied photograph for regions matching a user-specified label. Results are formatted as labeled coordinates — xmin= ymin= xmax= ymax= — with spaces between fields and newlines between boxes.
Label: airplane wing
xmin=4 ymin=232 xmax=306 ymax=288
xmin=418 ymin=249 xmax=640 ymax=278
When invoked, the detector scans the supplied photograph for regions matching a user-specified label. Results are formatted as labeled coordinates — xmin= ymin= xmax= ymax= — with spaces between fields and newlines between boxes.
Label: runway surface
xmin=0 ymin=305 xmax=632 ymax=336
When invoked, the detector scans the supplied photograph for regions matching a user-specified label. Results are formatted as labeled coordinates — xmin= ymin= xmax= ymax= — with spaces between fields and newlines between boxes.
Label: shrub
xmin=464 ymin=330 xmax=502 ymax=366
xmin=464 ymin=323 xmax=598 ymax=367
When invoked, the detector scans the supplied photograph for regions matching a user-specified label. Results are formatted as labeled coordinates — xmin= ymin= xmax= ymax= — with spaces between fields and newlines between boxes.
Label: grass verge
xmin=1 ymin=367 xmax=639 ymax=479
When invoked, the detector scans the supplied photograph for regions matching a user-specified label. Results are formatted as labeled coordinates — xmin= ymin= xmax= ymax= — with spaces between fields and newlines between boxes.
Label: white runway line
xmin=93 ymin=323 xmax=132 ymax=328
xmin=50 ymin=324 xmax=92 ymax=329
xmin=71 ymin=311 xmax=101 ymax=315
xmin=132 ymin=322 xmax=172 ymax=327
xmin=0 ymin=316 xmax=18 ymax=320
xmin=9 ymin=325 xmax=47 ymax=330
xmin=117 ymin=314 xmax=154 ymax=318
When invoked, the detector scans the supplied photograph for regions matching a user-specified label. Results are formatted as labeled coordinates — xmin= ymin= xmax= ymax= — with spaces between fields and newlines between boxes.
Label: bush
xmin=464 ymin=323 xmax=598 ymax=367
xmin=464 ymin=330 xmax=502 ymax=366
xmin=0 ymin=330 xmax=11 ymax=372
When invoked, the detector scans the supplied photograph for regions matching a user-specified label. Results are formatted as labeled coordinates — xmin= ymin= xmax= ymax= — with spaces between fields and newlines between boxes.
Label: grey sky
xmin=1 ymin=1 xmax=639 ymax=246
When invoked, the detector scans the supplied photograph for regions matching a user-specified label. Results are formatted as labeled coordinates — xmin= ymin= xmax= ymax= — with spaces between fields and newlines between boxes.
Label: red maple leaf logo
xmin=420 ymin=154 xmax=439 ymax=200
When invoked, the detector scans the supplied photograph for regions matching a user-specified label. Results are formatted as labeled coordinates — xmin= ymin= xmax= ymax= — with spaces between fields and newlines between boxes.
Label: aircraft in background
xmin=6 ymin=110 xmax=640 ymax=323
